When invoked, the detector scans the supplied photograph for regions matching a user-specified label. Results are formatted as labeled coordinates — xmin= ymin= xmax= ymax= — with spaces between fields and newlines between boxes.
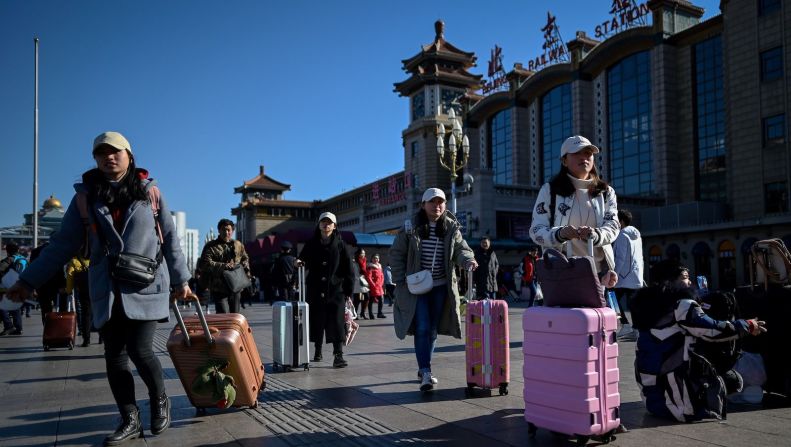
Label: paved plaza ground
xmin=1 ymin=300 xmax=789 ymax=446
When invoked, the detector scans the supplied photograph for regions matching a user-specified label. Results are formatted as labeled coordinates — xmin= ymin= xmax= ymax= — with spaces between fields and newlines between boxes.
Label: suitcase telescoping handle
xmin=467 ymin=264 xmax=476 ymax=301
xmin=170 ymin=295 xmax=214 ymax=347
xmin=298 ymin=265 xmax=306 ymax=303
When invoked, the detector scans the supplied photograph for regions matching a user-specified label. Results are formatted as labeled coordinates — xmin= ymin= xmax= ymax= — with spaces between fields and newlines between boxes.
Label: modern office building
xmin=234 ymin=0 xmax=791 ymax=289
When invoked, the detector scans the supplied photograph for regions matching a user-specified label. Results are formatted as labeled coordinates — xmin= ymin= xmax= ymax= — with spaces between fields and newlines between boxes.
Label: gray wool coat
xmin=389 ymin=211 xmax=475 ymax=340
xmin=20 ymin=179 xmax=190 ymax=329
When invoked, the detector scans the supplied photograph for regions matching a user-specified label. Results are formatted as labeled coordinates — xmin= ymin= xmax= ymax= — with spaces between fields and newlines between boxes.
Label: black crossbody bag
xmin=79 ymin=191 xmax=164 ymax=288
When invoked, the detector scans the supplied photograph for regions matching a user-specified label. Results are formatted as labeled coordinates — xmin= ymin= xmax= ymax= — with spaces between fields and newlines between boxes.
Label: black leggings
xmin=101 ymin=300 xmax=165 ymax=413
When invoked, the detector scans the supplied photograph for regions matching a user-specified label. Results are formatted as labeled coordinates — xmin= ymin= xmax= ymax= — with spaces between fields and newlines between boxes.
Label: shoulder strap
xmin=148 ymin=186 xmax=163 ymax=244
xmin=76 ymin=192 xmax=99 ymax=258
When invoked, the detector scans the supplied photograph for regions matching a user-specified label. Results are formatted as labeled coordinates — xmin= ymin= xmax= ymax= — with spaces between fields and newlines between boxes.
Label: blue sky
xmin=0 ymin=0 xmax=720 ymax=246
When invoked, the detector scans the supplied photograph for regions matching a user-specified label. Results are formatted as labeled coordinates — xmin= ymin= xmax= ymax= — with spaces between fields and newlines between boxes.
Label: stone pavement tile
xmin=650 ymin=417 xmax=789 ymax=447
xmin=401 ymin=399 xmax=505 ymax=423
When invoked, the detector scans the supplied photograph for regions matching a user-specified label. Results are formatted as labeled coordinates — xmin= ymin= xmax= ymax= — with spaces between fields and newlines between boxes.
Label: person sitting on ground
xmin=631 ymin=260 xmax=766 ymax=422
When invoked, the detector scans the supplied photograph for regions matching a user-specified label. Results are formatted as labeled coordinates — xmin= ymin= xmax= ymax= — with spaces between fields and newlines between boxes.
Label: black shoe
xmin=333 ymin=353 xmax=348 ymax=368
xmin=360 ymin=315 xmax=367 ymax=320
xmin=368 ymin=314 xmax=375 ymax=320
xmin=9 ymin=330 xmax=21 ymax=336
xmin=150 ymin=394 xmax=171 ymax=435
xmin=377 ymin=314 xmax=386 ymax=319
xmin=104 ymin=408 xmax=143 ymax=445
xmin=313 ymin=353 xmax=323 ymax=362
xmin=0 ymin=329 xmax=10 ymax=336
xmin=81 ymin=339 xmax=90 ymax=347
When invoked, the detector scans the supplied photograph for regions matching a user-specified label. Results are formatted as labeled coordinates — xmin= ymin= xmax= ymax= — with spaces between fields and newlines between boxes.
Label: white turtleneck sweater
xmin=567 ymin=174 xmax=606 ymax=271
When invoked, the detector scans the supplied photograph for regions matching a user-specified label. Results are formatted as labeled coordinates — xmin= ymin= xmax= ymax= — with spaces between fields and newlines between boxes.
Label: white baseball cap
xmin=318 ymin=211 xmax=337 ymax=224
xmin=93 ymin=131 xmax=132 ymax=154
xmin=421 ymin=188 xmax=446 ymax=202
xmin=560 ymin=135 xmax=599 ymax=158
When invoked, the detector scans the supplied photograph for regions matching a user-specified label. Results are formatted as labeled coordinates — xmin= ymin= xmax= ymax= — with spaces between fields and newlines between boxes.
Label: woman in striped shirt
xmin=390 ymin=187 xmax=477 ymax=392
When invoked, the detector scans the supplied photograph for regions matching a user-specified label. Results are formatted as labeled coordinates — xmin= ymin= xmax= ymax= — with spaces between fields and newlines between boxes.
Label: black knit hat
xmin=650 ymin=259 xmax=689 ymax=284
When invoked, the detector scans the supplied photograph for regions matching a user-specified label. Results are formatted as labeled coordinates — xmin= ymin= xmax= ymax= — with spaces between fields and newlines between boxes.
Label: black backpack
xmin=694 ymin=291 xmax=741 ymax=374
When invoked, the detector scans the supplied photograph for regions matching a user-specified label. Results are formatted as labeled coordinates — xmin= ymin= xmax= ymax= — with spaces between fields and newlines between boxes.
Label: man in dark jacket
xmin=473 ymin=237 xmax=499 ymax=299
xmin=272 ymin=241 xmax=296 ymax=301
xmin=199 ymin=219 xmax=250 ymax=314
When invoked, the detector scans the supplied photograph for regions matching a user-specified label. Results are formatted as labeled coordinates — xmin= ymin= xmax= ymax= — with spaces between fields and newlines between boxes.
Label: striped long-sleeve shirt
xmin=421 ymin=224 xmax=446 ymax=283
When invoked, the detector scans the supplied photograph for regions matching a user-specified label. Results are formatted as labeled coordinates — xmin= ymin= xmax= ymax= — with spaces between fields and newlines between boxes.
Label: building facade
xmin=234 ymin=0 xmax=791 ymax=290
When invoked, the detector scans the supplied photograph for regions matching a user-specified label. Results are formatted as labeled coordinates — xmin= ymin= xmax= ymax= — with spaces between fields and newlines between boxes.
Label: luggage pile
xmin=734 ymin=238 xmax=791 ymax=403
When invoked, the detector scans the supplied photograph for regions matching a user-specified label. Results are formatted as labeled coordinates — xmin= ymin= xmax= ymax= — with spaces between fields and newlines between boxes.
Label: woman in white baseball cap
xmin=295 ymin=211 xmax=355 ymax=368
xmin=389 ymin=187 xmax=477 ymax=392
xmin=529 ymin=135 xmax=620 ymax=289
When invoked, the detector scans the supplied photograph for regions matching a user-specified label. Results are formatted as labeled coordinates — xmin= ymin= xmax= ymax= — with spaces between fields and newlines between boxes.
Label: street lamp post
xmin=435 ymin=108 xmax=470 ymax=214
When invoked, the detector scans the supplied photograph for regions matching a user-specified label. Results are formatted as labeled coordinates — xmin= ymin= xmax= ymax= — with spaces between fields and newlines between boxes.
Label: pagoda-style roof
xmin=234 ymin=165 xmax=291 ymax=193
xmin=394 ymin=20 xmax=483 ymax=97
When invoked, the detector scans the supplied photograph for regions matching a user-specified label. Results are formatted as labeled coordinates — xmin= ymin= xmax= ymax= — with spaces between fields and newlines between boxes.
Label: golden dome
xmin=43 ymin=195 xmax=63 ymax=210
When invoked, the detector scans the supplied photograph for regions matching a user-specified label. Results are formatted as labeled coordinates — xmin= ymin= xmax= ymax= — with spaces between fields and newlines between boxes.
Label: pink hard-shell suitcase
xmin=522 ymin=306 xmax=620 ymax=444
xmin=465 ymin=269 xmax=510 ymax=396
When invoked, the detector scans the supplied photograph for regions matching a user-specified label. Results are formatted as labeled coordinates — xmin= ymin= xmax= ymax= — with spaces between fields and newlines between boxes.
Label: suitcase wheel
xmin=498 ymin=384 xmax=508 ymax=396
xmin=304 ymin=364 xmax=309 ymax=371
xmin=43 ymin=345 xmax=50 ymax=352
xmin=464 ymin=384 xmax=475 ymax=398
xmin=527 ymin=422 xmax=537 ymax=437
xmin=249 ymin=401 xmax=258 ymax=409
xmin=575 ymin=435 xmax=590 ymax=446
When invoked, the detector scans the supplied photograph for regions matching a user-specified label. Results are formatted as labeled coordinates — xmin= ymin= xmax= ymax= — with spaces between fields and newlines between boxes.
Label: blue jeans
xmin=526 ymin=280 xmax=538 ymax=307
xmin=414 ymin=284 xmax=447 ymax=373
xmin=1 ymin=308 xmax=22 ymax=332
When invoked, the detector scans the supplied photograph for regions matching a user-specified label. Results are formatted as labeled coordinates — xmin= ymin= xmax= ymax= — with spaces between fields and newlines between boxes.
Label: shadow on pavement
xmin=8 ymin=372 xmax=106 ymax=385
xmin=0 ymin=353 xmax=105 ymax=363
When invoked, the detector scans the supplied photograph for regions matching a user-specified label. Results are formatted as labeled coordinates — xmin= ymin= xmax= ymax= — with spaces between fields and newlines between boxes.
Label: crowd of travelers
xmin=0 ymin=132 xmax=778 ymax=445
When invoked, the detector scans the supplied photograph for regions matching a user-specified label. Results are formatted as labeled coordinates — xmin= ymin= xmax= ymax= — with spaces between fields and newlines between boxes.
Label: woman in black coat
xmin=296 ymin=212 xmax=354 ymax=368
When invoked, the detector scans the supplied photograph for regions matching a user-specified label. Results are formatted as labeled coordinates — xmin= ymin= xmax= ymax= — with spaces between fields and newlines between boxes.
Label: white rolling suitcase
xmin=272 ymin=265 xmax=310 ymax=371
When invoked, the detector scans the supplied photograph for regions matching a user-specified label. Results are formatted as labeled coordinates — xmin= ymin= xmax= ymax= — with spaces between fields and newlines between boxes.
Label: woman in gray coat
xmin=7 ymin=132 xmax=191 ymax=445
xmin=389 ymin=188 xmax=477 ymax=392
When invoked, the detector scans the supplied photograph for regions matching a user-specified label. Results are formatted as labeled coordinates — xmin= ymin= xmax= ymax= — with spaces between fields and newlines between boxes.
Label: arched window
xmin=608 ymin=51 xmax=653 ymax=195
xmin=692 ymin=241 xmax=712 ymax=280
xmin=718 ymin=240 xmax=737 ymax=291
xmin=488 ymin=108 xmax=513 ymax=185
xmin=540 ymin=83 xmax=572 ymax=182
xmin=648 ymin=245 xmax=662 ymax=264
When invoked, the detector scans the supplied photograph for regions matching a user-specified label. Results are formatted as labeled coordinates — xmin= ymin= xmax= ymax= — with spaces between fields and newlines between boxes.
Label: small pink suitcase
xmin=522 ymin=306 xmax=620 ymax=444
xmin=465 ymin=298 xmax=510 ymax=396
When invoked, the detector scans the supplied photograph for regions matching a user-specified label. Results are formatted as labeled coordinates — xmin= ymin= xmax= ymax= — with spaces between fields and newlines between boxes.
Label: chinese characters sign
xmin=482 ymin=45 xmax=508 ymax=94
xmin=527 ymin=12 xmax=569 ymax=72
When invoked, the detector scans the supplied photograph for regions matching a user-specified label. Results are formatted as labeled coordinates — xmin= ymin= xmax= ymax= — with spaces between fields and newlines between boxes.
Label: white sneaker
xmin=420 ymin=371 xmax=436 ymax=391
xmin=417 ymin=371 xmax=438 ymax=384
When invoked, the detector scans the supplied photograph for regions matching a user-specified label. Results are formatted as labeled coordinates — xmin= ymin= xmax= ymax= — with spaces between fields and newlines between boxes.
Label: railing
xmin=638 ymin=202 xmax=729 ymax=232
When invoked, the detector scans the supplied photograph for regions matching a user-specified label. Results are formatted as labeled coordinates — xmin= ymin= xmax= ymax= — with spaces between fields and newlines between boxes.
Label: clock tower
xmin=394 ymin=20 xmax=483 ymax=216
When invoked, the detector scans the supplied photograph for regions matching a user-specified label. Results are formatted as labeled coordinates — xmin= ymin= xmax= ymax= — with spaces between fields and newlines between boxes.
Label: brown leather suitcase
xmin=42 ymin=296 xmax=77 ymax=351
xmin=167 ymin=302 xmax=265 ymax=413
